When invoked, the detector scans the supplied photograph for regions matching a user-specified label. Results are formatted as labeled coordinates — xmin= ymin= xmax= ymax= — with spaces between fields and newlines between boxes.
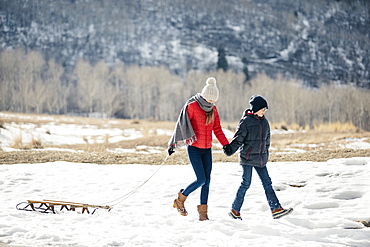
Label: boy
xmin=223 ymin=95 xmax=293 ymax=220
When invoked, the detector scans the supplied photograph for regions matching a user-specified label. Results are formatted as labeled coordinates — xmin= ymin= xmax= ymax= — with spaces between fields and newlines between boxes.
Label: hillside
xmin=1 ymin=0 xmax=369 ymax=87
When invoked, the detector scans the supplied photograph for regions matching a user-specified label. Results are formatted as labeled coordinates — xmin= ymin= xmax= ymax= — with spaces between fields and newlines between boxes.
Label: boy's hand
xmin=223 ymin=144 xmax=232 ymax=156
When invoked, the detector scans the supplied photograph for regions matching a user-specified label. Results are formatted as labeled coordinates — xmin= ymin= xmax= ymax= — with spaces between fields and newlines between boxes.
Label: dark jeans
xmin=182 ymin=145 xmax=212 ymax=205
xmin=232 ymin=165 xmax=281 ymax=212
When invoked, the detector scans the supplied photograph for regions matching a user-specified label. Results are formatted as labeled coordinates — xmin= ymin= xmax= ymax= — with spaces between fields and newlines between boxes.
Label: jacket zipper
xmin=259 ymin=120 xmax=263 ymax=166
xmin=245 ymin=146 xmax=252 ymax=160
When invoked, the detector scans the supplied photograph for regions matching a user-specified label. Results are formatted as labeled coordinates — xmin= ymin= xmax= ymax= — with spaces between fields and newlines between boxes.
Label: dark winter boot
xmin=197 ymin=205 xmax=209 ymax=221
xmin=272 ymin=207 xmax=293 ymax=219
xmin=173 ymin=189 xmax=188 ymax=216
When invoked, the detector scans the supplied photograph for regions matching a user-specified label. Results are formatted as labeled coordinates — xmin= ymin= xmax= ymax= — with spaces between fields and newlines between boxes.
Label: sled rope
xmin=16 ymin=153 xmax=170 ymax=214
xmin=98 ymin=153 xmax=170 ymax=207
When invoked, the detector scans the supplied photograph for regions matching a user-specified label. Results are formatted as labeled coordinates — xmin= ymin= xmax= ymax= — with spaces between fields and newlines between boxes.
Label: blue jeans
xmin=182 ymin=145 xmax=212 ymax=205
xmin=232 ymin=165 xmax=281 ymax=212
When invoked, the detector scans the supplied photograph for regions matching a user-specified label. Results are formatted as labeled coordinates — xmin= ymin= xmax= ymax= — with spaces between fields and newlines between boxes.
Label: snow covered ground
xmin=1 ymin=112 xmax=370 ymax=246
xmin=0 ymin=158 xmax=370 ymax=247
xmin=1 ymin=112 xmax=370 ymax=153
xmin=0 ymin=113 xmax=144 ymax=149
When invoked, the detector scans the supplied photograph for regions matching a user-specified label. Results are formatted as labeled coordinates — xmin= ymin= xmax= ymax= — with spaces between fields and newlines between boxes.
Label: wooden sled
xmin=17 ymin=199 xmax=112 ymax=215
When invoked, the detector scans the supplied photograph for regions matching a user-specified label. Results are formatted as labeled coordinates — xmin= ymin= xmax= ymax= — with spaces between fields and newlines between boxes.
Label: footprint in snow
xmin=332 ymin=191 xmax=363 ymax=200
xmin=304 ymin=202 xmax=339 ymax=210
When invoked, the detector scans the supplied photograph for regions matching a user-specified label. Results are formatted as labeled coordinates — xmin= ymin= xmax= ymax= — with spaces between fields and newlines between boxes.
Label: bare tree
xmin=211 ymin=70 xmax=245 ymax=122
xmin=0 ymin=49 xmax=22 ymax=111
xmin=44 ymin=59 xmax=67 ymax=114
xmin=27 ymin=51 xmax=49 ymax=114
xmin=93 ymin=61 xmax=110 ymax=116
xmin=75 ymin=59 xmax=99 ymax=114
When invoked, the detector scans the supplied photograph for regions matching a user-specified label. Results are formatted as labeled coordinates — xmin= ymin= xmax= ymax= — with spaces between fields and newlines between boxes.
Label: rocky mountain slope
xmin=1 ymin=0 xmax=369 ymax=87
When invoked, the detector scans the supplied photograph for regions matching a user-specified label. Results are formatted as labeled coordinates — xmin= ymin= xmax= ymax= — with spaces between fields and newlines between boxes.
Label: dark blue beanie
xmin=249 ymin=95 xmax=268 ymax=113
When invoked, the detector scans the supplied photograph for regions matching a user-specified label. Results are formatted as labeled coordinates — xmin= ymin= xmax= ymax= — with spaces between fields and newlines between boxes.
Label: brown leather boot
xmin=173 ymin=189 xmax=188 ymax=216
xmin=197 ymin=205 xmax=209 ymax=221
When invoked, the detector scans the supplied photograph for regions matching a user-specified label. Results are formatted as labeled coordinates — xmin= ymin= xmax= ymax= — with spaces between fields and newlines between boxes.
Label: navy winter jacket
xmin=227 ymin=109 xmax=270 ymax=167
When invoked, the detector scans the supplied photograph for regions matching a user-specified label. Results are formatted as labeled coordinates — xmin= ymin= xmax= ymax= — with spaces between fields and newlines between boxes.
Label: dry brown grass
xmin=270 ymin=121 xmax=306 ymax=132
xmin=313 ymin=122 xmax=358 ymax=132
xmin=0 ymin=119 xmax=5 ymax=129
xmin=10 ymin=135 xmax=24 ymax=149
xmin=30 ymin=138 xmax=43 ymax=149
xmin=1 ymin=112 xmax=369 ymax=165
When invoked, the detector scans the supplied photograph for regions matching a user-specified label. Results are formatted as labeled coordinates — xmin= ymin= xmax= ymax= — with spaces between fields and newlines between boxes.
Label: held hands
xmin=223 ymin=144 xmax=232 ymax=156
xmin=168 ymin=146 xmax=175 ymax=156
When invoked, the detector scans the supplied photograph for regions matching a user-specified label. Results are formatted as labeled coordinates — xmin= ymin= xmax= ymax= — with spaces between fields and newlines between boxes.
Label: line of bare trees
xmin=1 ymin=49 xmax=369 ymax=131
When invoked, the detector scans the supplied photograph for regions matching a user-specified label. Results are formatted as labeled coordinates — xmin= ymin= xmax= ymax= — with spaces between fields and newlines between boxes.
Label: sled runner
xmin=16 ymin=199 xmax=112 ymax=214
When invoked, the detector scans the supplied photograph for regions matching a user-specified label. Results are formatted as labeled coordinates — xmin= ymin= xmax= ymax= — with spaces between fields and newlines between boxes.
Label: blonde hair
xmin=205 ymin=109 xmax=214 ymax=125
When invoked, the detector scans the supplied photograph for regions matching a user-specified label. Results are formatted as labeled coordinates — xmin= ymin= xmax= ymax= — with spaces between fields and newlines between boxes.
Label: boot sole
xmin=173 ymin=200 xmax=188 ymax=216
xmin=273 ymin=208 xmax=293 ymax=219
xmin=228 ymin=211 xmax=242 ymax=220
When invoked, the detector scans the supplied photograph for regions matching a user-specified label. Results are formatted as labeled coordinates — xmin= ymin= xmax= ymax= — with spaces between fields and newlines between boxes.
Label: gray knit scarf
xmin=168 ymin=93 xmax=214 ymax=148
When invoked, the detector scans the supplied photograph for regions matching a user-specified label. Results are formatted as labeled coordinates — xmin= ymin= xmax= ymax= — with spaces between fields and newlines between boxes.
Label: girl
xmin=168 ymin=77 xmax=230 ymax=221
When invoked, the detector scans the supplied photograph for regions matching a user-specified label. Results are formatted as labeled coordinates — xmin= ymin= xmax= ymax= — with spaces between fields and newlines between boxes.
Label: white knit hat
xmin=200 ymin=77 xmax=219 ymax=102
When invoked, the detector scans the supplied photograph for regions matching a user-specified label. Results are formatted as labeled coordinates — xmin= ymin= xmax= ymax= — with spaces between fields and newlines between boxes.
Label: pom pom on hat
xmin=249 ymin=95 xmax=268 ymax=113
xmin=206 ymin=77 xmax=216 ymax=85
xmin=200 ymin=77 xmax=219 ymax=102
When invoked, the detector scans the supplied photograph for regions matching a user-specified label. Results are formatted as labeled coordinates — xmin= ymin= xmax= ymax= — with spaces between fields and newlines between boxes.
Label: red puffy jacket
xmin=187 ymin=101 xmax=229 ymax=149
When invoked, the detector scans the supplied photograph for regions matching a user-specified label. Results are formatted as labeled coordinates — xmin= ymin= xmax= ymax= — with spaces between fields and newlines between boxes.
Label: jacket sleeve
xmin=212 ymin=107 xmax=229 ymax=147
xmin=227 ymin=117 xmax=248 ymax=156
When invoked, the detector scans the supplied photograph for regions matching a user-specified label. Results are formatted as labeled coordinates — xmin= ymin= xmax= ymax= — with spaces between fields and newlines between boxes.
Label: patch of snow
xmin=340 ymin=138 xmax=370 ymax=150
